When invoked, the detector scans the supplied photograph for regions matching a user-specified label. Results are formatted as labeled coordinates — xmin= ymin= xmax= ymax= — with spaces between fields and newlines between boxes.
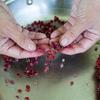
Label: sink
xmin=0 ymin=0 xmax=99 ymax=100
xmin=8 ymin=0 xmax=72 ymax=26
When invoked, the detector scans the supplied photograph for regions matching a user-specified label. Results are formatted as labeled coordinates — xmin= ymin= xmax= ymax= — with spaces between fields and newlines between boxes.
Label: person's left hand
xmin=0 ymin=1 xmax=49 ymax=59
xmin=0 ymin=24 xmax=49 ymax=59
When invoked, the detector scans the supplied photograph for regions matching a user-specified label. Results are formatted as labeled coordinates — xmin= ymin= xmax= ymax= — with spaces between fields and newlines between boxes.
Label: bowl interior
xmin=8 ymin=0 xmax=72 ymax=26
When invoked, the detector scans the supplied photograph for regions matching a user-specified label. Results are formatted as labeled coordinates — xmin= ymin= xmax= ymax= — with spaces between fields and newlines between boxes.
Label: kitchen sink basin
xmin=0 ymin=0 xmax=100 ymax=100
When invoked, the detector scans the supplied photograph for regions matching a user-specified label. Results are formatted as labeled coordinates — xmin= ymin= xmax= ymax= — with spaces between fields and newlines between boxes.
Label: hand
xmin=0 ymin=21 xmax=48 ymax=58
xmin=51 ymin=0 xmax=100 ymax=55
xmin=0 ymin=2 xmax=47 ymax=58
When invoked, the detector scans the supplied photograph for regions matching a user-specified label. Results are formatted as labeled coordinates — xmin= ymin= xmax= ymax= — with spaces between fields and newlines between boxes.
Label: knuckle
xmin=70 ymin=31 xmax=77 ymax=39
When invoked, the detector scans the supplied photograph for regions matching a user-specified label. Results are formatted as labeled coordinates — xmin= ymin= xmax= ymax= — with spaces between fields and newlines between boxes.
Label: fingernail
xmin=60 ymin=38 xmax=68 ymax=47
xmin=28 ymin=43 xmax=36 ymax=51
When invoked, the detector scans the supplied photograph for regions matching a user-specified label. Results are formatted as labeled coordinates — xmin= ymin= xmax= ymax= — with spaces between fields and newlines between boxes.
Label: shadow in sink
xmin=10 ymin=50 xmax=92 ymax=82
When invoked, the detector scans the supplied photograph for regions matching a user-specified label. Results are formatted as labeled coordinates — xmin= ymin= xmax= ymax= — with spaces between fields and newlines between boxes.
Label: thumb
xmin=9 ymin=30 xmax=36 ymax=51
xmin=60 ymin=21 xmax=89 ymax=47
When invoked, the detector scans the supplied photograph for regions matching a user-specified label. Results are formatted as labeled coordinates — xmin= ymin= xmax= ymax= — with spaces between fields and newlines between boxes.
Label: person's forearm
xmin=0 ymin=1 xmax=16 ymax=22
xmin=0 ymin=1 xmax=11 ymax=15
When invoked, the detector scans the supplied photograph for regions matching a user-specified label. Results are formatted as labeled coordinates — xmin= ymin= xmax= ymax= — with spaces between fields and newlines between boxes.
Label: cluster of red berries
xmin=96 ymin=55 xmax=100 ymax=100
xmin=27 ymin=16 xmax=65 ymax=38
xmin=2 ymin=16 xmax=66 ymax=77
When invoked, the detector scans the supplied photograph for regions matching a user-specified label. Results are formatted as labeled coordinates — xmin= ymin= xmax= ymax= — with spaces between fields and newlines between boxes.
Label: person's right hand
xmin=51 ymin=0 xmax=100 ymax=55
xmin=0 ymin=1 xmax=47 ymax=58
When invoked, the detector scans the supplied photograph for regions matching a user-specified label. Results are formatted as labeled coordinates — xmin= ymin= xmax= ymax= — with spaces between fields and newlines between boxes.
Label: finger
xmin=73 ymin=34 xmax=83 ymax=43
xmin=51 ymin=21 xmax=72 ymax=38
xmin=17 ymin=25 xmax=46 ymax=39
xmin=30 ymin=38 xmax=49 ymax=45
xmin=4 ymin=22 xmax=36 ymax=51
xmin=29 ymin=32 xmax=46 ymax=39
xmin=37 ymin=38 xmax=49 ymax=44
xmin=61 ymin=31 xmax=99 ymax=55
xmin=39 ymin=44 xmax=50 ymax=52
xmin=60 ymin=20 xmax=89 ymax=47
xmin=0 ymin=40 xmax=43 ymax=59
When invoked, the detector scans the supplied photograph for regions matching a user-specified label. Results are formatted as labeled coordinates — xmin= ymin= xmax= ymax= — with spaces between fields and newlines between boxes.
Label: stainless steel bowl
xmin=0 ymin=1 xmax=98 ymax=100
xmin=8 ymin=0 xmax=73 ymax=26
